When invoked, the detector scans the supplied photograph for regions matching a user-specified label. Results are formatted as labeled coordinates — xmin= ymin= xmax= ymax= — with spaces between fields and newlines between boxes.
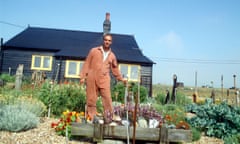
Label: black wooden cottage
xmin=0 ymin=27 xmax=155 ymax=96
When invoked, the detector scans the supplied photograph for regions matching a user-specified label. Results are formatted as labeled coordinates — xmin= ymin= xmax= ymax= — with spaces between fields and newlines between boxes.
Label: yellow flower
xmin=72 ymin=111 xmax=76 ymax=116
xmin=63 ymin=110 xmax=70 ymax=116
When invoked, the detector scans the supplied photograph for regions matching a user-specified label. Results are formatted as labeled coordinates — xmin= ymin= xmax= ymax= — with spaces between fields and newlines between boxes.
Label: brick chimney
xmin=103 ymin=12 xmax=111 ymax=35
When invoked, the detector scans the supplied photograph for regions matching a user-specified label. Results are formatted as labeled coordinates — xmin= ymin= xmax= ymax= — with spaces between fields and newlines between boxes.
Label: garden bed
xmin=71 ymin=122 xmax=192 ymax=143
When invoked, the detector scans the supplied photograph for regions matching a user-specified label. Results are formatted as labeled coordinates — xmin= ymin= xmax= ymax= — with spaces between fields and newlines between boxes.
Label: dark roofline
xmin=2 ymin=26 xmax=155 ymax=64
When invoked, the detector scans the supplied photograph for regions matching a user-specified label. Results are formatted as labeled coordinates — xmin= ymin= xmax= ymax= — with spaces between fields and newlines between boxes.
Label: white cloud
xmin=158 ymin=31 xmax=183 ymax=51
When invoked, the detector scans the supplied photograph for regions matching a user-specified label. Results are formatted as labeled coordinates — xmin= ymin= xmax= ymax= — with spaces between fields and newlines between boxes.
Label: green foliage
xmin=0 ymin=105 xmax=39 ymax=132
xmin=154 ymin=91 xmax=192 ymax=106
xmin=112 ymin=82 xmax=148 ymax=103
xmin=152 ymin=103 xmax=186 ymax=127
xmin=0 ymin=89 xmax=46 ymax=117
xmin=96 ymin=97 xmax=103 ymax=114
xmin=186 ymin=98 xmax=240 ymax=139
xmin=224 ymin=133 xmax=240 ymax=144
xmin=37 ymin=81 xmax=86 ymax=116
xmin=0 ymin=89 xmax=23 ymax=104
xmin=191 ymin=127 xmax=201 ymax=142
xmin=14 ymin=96 xmax=47 ymax=117
xmin=154 ymin=92 xmax=165 ymax=105
xmin=0 ymin=73 xmax=15 ymax=83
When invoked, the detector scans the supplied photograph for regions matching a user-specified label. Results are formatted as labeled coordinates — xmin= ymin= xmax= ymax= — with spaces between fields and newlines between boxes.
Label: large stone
xmin=138 ymin=118 xmax=148 ymax=128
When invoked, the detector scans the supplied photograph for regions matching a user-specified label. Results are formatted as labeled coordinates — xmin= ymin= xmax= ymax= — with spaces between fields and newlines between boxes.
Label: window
xmin=31 ymin=55 xmax=52 ymax=71
xmin=119 ymin=64 xmax=140 ymax=82
xmin=65 ymin=60 xmax=84 ymax=78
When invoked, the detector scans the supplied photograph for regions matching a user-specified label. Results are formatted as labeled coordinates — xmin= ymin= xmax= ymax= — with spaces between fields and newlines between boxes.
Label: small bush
xmin=0 ymin=105 xmax=39 ymax=132
xmin=37 ymin=81 xmax=86 ymax=116
xmin=224 ymin=133 xmax=240 ymax=144
xmin=191 ymin=127 xmax=201 ymax=142
xmin=112 ymin=82 xmax=148 ymax=103
xmin=15 ymin=96 xmax=47 ymax=117
xmin=0 ymin=73 xmax=15 ymax=83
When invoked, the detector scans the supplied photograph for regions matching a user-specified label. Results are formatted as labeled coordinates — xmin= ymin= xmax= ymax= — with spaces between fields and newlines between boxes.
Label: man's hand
xmin=80 ymin=78 xmax=85 ymax=85
xmin=122 ymin=79 xmax=128 ymax=86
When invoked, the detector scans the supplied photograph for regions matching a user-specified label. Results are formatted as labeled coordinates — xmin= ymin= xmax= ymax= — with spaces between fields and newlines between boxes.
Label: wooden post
xmin=221 ymin=75 xmax=223 ymax=101
xmin=235 ymin=90 xmax=239 ymax=107
xmin=171 ymin=74 xmax=177 ymax=104
xmin=15 ymin=64 xmax=24 ymax=90
xmin=227 ymin=89 xmax=229 ymax=103
xmin=211 ymin=89 xmax=215 ymax=104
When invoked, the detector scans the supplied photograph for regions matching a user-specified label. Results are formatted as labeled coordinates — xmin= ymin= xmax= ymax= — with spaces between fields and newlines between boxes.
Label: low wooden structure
xmin=71 ymin=122 xmax=192 ymax=144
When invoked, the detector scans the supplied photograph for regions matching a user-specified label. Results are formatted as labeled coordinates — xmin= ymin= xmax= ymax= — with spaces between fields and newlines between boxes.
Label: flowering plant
xmin=51 ymin=110 xmax=84 ymax=138
xmin=164 ymin=114 xmax=190 ymax=130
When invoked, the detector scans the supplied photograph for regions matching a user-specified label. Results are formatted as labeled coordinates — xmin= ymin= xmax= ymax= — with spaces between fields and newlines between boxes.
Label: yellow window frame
xmin=31 ymin=55 xmax=52 ymax=71
xmin=65 ymin=60 xmax=84 ymax=78
xmin=119 ymin=64 xmax=141 ymax=82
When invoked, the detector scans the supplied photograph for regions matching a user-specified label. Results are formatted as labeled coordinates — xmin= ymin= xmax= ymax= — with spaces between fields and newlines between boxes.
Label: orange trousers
xmin=86 ymin=79 xmax=113 ymax=121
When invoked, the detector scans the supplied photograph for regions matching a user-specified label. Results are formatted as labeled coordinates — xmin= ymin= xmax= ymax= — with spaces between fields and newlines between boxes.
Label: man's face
xmin=103 ymin=35 xmax=112 ymax=48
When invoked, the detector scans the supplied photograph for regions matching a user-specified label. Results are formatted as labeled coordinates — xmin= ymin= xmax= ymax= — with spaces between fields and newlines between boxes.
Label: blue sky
xmin=1 ymin=0 xmax=240 ymax=88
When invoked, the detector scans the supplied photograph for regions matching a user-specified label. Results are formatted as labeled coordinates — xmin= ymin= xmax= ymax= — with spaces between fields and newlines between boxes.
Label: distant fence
xmin=177 ymin=87 xmax=239 ymax=106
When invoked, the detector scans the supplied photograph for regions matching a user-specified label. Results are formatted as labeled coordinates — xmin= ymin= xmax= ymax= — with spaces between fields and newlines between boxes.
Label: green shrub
xmin=154 ymin=91 xmax=192 ymax=106
xmin=0 ymin=73 xmax=15 ymax=83
xmin=112 ymin=82 xmax=148 ymax=103
xmin=154 ymin=92 xmax=165 ymax=105
xmin=0 ymin=105 xmax=39 ymax=132
xmin=191 ymin=127 xmax=201 ymax=142
xmin=37 ymin=81 xmax=86 ymax=116
xmin=15 ymin=96 xmax=47 ymax=117
xmin=224 ymin=133 xmax=240 ymax=144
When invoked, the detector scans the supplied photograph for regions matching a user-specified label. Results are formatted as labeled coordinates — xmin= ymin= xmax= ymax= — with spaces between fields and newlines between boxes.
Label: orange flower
xmin=165 ymin=114 xmax=172 ymax=121
xmin=176 ymin=121 xmax=190 ymax=130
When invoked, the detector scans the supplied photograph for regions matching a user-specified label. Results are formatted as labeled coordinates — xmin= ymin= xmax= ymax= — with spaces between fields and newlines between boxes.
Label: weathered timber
xmin=71 ymin=122 xmax=192 ymax=143
xmin=167 ymin=129 xmax=192 ymax=143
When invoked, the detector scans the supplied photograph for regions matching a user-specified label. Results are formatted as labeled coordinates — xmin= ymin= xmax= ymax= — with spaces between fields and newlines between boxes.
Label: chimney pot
xmin=103 ymin=12 xmax=111 ymax=34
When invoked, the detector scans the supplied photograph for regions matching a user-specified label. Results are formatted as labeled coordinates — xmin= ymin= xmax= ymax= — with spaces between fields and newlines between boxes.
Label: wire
xmin=0 ymin=21 xmax=26 ymax=28
xmin=150 ymin=57 xmax=240 ymax=64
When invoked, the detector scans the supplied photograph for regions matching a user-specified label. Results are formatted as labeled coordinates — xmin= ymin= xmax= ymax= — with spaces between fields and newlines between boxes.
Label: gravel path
xmin=0 ymin=117 xmax=91 ymax=144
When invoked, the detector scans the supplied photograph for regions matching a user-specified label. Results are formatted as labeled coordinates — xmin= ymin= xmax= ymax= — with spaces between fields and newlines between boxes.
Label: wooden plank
xmin=71 ymin=123 xmax=161 ymax=141
xmin=71 ymin=123 xmax=192 ymax=143
xmin=168 ymin=129 xmax=192 ymax=143
xmin=103 ymin=125 xmax=160 ymax=141
xmin=71 ymin=122 xmax=94 ymax=137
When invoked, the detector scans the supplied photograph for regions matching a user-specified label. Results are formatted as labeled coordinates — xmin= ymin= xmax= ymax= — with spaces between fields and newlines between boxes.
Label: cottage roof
xmin=3 ymin=27 xmax=154 ymax=64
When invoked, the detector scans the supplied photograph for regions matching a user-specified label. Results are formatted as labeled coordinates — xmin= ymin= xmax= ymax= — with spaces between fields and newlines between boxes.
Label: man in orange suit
xmin=80 ymin=33 xmax=126 ymax=123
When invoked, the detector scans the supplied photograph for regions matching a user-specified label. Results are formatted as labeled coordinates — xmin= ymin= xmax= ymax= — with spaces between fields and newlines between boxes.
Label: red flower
xmin=51 ymin=122 xmax=58 ymax=128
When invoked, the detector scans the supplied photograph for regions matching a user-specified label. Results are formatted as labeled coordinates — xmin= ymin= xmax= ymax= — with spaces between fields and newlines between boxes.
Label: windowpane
xmin=68 ymin=62 xmax=77 ymax=75
xmin=120 ymin=65 xmax=128 ymax=78
xmin=80 ymin=62 xmax=84 ymax=71
xmin=43 ymin=57 xmax=50 ymax=68
xmin=34 ymin=57 xmax=41 ymax=67
xmin=130 ymin=66 xmax=139 ymax=80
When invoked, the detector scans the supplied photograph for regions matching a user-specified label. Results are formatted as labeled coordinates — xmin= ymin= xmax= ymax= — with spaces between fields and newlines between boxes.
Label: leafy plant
xmin=14 ymin=96 xmax=47 ymax=117
xmin=112 ymin=82 xmax=148 ymax=104
xmin=0 ymin=73 xmax=15 ymax=83
xmin=191 ymin=127 xmax=201 ymax=142
xmin=224 ymin=133 xmax=240 ymax=144
xmin=186 ymin=98 xmax=240 ymax=139
xmin=37 ymin=81 xmax=86 ymax=116
xmin=154 ymin=91 xmax=192 ymax=106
